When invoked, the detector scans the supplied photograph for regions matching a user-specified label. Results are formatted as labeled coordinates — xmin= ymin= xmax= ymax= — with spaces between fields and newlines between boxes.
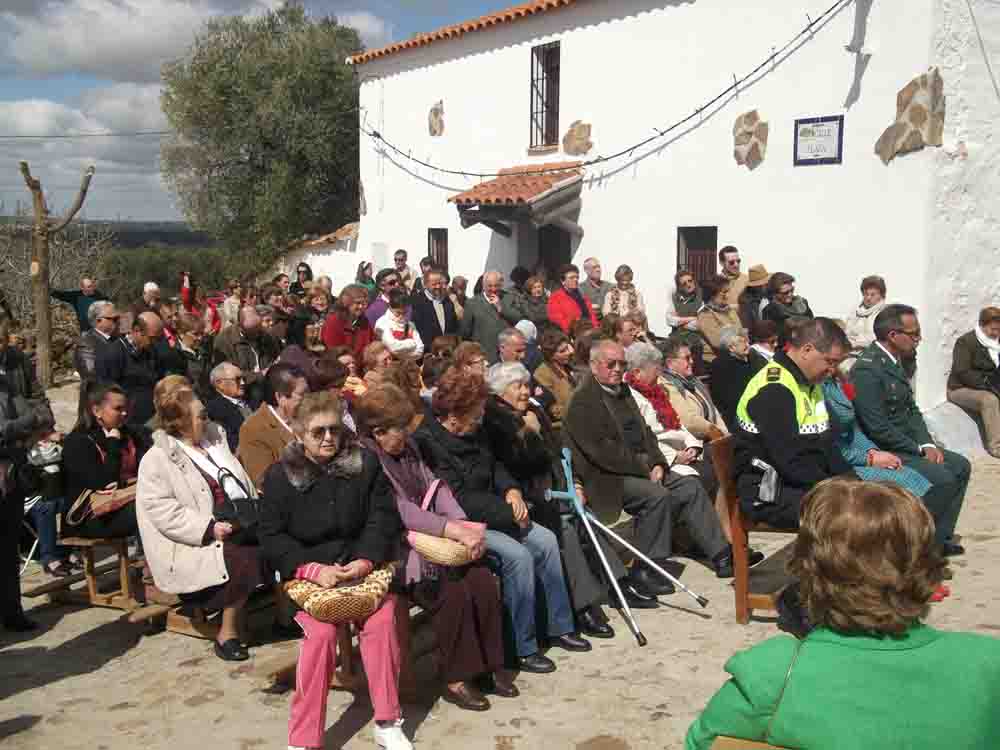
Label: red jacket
xmin=547 ymin=287 xmax=599 ymax=334
xmin=321 ymin=311 xmax=374 ymax=361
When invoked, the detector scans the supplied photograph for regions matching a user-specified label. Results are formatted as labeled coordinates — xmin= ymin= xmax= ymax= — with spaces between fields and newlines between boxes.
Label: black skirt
xmin=179 ymin=542 xmax=264 ymax=610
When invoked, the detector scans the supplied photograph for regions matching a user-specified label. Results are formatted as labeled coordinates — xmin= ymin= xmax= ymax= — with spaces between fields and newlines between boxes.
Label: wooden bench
xmin=708 ymin=436 xmax=796 ymax=624
xmin=711 ymin=738 xmax=789 ymax=749
xmin=23 ymin=537 xmax=141 ymax=612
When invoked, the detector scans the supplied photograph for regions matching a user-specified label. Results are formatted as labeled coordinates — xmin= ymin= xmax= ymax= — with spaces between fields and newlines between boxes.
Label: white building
xmin=331 ymin=0 xmax=998 ymax=410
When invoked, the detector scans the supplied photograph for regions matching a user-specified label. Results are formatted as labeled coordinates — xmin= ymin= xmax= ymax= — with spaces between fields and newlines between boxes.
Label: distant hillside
xmin=0 ymin=217 xmax=216 ymax=249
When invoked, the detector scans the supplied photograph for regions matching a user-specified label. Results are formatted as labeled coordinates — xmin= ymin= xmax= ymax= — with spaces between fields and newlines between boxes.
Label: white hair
xmin=87 ymin=300 xmax=114 ymax=327
xmin=625 ymin=341 xmax=663 ymax=371
xmin=486 ymin=362 xmax=530 ymax=396
xmin=589 ymin=338 xmax=624 ymax=365
xmin=582 ymin=257 xmax=600 ymax=271
xmin=515 ymin=319 xmax=537 ymax=342
xmin=719 ymin=325 xmax=749 ymax=351
xmin=497 ymin=327 xmax=525 ymax=350
xmin=210 ymin=362 xmax=240 ymax=386
xmin=483 ymin=270 xmax=503 ymax=284
xmin=143 ymin=282 xmax=160 ymax=294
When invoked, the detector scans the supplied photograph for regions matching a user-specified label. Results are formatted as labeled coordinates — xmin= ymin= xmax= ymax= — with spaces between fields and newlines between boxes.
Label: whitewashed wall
xmin=352 ymin=0 xmax=994 ymax=405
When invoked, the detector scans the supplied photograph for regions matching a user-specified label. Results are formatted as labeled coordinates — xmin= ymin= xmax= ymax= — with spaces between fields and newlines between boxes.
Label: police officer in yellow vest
xmin=734 ymin=318 xmax=855 ymax=528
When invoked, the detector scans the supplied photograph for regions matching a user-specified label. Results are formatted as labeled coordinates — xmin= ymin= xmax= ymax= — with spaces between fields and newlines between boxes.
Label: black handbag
xmin=212 ymin=466 xmax=260 ymax=545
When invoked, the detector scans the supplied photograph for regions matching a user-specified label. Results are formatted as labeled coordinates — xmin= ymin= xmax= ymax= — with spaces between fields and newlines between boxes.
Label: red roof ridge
xmin=449 ymin=161 xmax=583 ymax=206
xmin=348 ymin=0 xmax=579 ymax=66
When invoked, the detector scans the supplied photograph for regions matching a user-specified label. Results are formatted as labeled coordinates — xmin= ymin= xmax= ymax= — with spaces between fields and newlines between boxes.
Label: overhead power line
xmin=362 ymin=0 xmax=852 ymax=180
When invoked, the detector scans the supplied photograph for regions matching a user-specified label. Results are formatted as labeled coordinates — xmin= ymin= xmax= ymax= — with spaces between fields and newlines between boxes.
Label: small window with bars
xmin=530 ymin=41 xmax=561 ymax=148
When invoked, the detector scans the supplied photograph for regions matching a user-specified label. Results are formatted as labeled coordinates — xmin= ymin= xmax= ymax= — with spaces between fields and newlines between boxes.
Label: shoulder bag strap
xmin=420 ymin=479 xmax=442 ymax=511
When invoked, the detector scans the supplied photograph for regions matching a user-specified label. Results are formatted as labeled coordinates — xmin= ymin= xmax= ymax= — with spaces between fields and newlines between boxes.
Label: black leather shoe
xmin=480 ymin=672 xmax=520 ymax=698
xmin=549 ymin=632 xmax=591 ymax=652
xmin=2 ymin=614 xmax=38 ymax=632
xmin=714 ymin=549 xmax=735 ymax=579
xmin=620 ymin=582 xmax=660 ymax=609
xmin=578 ymin=607 xmax=614 ymax=639
xmin=749 ymin=548 xmax=766 ymax=567
xmin=630 ymin=567 xmax=675 ymax=596
xmin=442 ymin=682 xmax=490 ymax=712
xmin=941 ymin=542 xmax=965 ymax=557
xmin=214 ymin=638 xmax=249 ymax=662
xmin=518 ymin=653 xmax=556 ymax=673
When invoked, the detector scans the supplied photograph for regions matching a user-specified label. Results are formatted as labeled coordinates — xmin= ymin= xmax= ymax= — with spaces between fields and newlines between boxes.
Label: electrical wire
xmin=362 ymin=0 xmax=853 ymax=179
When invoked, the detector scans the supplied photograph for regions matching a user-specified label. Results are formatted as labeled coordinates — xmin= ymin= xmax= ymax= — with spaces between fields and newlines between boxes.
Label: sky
xmin=0 ymin=0 xmax=503 ymax=221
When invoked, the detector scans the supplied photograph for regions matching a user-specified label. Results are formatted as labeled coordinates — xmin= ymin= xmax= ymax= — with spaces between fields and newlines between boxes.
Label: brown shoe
xmin=442 ymin=682 xmax=490 ymax=712
xmin=489 ymin=671 xmax=520 ymax=699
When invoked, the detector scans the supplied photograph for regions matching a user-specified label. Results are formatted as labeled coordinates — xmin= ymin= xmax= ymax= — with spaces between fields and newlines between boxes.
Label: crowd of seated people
xmin=4 ymin=253 xmax=992 ymax=750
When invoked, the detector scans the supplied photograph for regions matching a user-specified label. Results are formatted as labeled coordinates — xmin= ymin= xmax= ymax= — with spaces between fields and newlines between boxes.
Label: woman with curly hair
xmin=685 ymin=479 xmax=1000 ymax=750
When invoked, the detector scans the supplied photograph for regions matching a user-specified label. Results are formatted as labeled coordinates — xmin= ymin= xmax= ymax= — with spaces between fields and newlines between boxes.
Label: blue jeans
xmin=28 ymin=496 xmax=68 ymax=566
xmin=485 ymin=524 xmax=574 ymax=658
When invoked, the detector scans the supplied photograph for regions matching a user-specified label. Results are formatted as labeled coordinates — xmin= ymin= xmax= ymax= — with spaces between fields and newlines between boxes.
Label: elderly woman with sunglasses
xmin=259 ymin=391 xmax=411 ymax=750
xmin=137 ymin=385 xmax=263 ymax=662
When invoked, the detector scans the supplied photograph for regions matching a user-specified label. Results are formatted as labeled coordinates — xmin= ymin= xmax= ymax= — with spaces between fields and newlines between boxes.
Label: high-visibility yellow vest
xmin=735 ymin=360 xmax=829 ymax=436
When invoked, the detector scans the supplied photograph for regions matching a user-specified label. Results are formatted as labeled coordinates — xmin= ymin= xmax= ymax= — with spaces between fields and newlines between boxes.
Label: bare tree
xmin=19 ymin=162 xmax=96 ymax=386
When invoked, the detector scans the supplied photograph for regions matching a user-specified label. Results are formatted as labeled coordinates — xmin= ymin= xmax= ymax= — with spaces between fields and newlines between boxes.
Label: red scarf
xmin=625 ymin=372 xmax=680 ymax=430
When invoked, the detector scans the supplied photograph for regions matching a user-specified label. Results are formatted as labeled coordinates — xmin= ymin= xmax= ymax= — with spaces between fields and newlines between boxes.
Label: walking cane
xmin=546 ymin=448 xmax=648 ymax=647
xmin=584 ymin=513 xmax=709 ymax=609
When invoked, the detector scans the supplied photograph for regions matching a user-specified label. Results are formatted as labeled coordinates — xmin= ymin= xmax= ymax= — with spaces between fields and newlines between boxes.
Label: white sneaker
xmin=373 ymin=718 xmax=413 ymax=750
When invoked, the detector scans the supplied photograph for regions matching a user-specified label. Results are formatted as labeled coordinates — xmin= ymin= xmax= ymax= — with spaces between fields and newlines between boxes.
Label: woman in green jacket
xmin=686 ymin=478 xmax=1000 ymax=750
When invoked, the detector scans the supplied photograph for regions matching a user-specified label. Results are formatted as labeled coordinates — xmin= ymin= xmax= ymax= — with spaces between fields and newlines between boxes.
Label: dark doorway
xmin=677 ymin=226 xmax=718 ymax=287
xmin=427 ymin=228 xmax=448 ymax=273
xmin=537 ymin=224 xmax=572 ymax=290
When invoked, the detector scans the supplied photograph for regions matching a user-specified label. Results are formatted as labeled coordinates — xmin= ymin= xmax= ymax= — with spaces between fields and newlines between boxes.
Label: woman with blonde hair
xmin=602 ymin=263 xmax=645 ymax=318
xmin=686 ymin=479 xmax=1000 ymax=750
xmin=137 ymin=386 xmax=262 ymax=662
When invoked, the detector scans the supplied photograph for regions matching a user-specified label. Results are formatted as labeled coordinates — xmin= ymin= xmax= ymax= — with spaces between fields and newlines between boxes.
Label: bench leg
xmin=733 ymin=527 xmax=751 ymax=624
xmin=82 ymin=547 xmax=99 ymax=603
xmin=115 ymin=540 xmax=131 ymax=597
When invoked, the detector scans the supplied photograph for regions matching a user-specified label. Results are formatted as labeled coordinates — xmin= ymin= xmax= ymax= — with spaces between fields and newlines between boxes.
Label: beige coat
xmin=136 ymin=423 xmax=257 ymax=595
xmin=533 ymin=362 xmax=577 ymax=427
xmin=722 ymin=271 xmax=749 ymax=309
xmin=661 ymin=377 xmax=728 ymax=440
xmin=697 ymin=306 xmax=743 ymax=363
xmin=238 ymin=404 xmax=295 ymax=488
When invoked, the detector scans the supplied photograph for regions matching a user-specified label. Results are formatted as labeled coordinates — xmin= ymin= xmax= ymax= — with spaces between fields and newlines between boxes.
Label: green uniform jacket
xmin=850 ymin=342 xmax=932 ymax=455
xmin=686 ymin=624 xmax=1000 ymax=750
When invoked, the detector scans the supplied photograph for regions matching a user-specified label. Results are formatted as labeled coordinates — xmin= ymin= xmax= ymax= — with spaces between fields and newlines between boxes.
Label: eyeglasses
xmin=220 ymin=376 xmax=246 ymax=384
xmin=602 ymin=359 xmax=627 ymax=370
xmin=726 ymin=258 xmax=741 ymax=265
xmin=384 ymin=279 xmax=399 ymax=287
xmin=775 ymin=287 xmax=795 ymax=297
xmin=894 ymin=329 xmax=922 ymax=341
xmin=308 ymin=425 xmax=341 ymax=441
xmin=99 ymin=315 xmax=120 ymax=322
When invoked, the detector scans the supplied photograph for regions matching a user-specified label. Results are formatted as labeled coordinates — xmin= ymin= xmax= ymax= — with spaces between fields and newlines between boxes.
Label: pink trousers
xmin=288 ymin=594 xmax=401 ymax=748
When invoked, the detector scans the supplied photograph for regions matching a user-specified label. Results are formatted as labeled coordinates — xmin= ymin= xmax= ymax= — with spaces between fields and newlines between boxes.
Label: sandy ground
xmin=2 ymin=382 xmax=999 ymax=750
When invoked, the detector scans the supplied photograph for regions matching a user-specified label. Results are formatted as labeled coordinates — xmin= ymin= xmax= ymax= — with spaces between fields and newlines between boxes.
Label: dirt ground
xmin=2 ymin=382 xmax=999 ymax=750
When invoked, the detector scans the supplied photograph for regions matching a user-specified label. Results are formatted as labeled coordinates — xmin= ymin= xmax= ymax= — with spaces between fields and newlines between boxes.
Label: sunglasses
xmin=308 ymin=425 xmax=341 ymax=441
xmin=602 ymin=359 xmax=627 ymax=370
xmin=220 ymin=376 xmax=246 ymax=384
xmin=99 ymin=315 xmax=120 ymax=322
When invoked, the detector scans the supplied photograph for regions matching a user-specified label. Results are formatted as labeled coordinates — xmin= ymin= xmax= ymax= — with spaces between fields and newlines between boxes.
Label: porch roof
xmin=448 ymin=161 xmax=583 ymax=206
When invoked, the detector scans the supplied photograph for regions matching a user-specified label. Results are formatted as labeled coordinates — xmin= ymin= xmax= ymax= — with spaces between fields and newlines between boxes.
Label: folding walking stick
xmin=546 ymin=448 xmax=647 ymax=647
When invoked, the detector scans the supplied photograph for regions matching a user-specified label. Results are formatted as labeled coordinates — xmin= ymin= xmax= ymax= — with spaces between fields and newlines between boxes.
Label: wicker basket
xmin=284 ymin=563 xmax=396 ymax=624
xmin=407 ymin=531 xmax=475 ymax=567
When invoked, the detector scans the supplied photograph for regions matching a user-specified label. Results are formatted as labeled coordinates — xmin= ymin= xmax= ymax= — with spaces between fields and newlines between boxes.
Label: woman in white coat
xmin=137 ymin=386 xmax=263 ymax=661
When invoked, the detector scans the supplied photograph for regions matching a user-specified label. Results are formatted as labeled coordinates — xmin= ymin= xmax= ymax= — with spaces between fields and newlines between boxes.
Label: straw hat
xmin=747 ymin=264 xmax=771 ymax=287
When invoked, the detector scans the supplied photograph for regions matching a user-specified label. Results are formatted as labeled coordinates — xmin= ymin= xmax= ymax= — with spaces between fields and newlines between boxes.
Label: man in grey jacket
xmin=459 ymin=270 xmax=509 ymax=364
xmin=74 ymin=301 xmax=120 ymax=416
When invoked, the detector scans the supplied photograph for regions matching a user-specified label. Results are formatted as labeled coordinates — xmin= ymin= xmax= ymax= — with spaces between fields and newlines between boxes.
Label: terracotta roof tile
xmin=449 ymin=162 xmax=583 ymax=205
xmin=348 ymin=0 xmax=579 ymax=65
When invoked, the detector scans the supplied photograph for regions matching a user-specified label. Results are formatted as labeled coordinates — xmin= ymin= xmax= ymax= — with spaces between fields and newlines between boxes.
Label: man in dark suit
xmin=95 ymin=311 xmax=162 ymax=427
xmin=74 ymin=300 xmax=121 ymax=415
xmin=205 ymin=362 xmax=252 ymax=452
xmin=410 ymin=266 xmax=458 ymax=348
xmin=851 ymin=304 xmax=969 ymax=557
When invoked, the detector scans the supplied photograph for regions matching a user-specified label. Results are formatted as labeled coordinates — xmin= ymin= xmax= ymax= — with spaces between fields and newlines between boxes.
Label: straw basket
xmin=407 ymin=532 xmax=475 ymax=567
xmin=284 ymin=563 xmax=396 ymax=624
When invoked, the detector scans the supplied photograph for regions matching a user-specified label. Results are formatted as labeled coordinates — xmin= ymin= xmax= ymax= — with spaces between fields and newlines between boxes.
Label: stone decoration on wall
xmin=733 ymin=110 xmax=768 ymax=170
xmin=428 ymin=100 xmax=444 ymax=137
xmin=874 ymin=67 xmax=946 ymax=165
xmin=562 ymin=120 xmax=593 ymax=156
